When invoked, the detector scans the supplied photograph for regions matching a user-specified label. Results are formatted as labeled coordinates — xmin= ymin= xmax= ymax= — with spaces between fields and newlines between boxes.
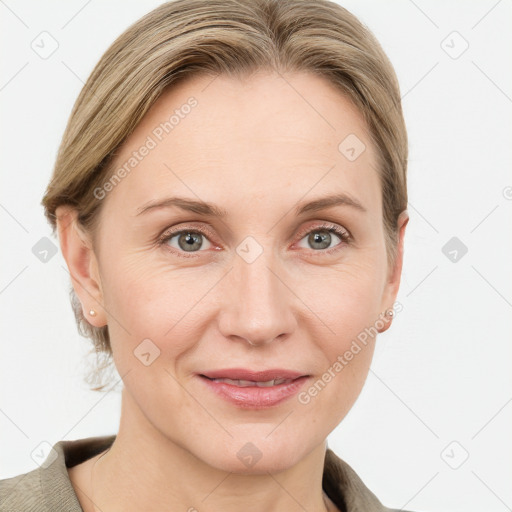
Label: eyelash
xmin=157 ymin=222 xmax=351 ymax=259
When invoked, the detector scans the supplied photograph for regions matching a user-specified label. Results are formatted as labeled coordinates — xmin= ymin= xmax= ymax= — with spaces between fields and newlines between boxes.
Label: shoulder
xmin=0 ymin=435 xmax=115 ymax=512
xmin=324 ymin=448 xmax=419 ymax=512
xmin=0 ymin=467 xmax=46 ymax=511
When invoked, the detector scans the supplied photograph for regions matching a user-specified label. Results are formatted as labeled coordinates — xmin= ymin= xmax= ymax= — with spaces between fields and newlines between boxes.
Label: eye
xmin=158 ymin=222 xmax=351 ymax=258
xmin=158 ymin=228 xmax=213 ymax=257
xmin=295 ymin=222 xmax=351 ymax=254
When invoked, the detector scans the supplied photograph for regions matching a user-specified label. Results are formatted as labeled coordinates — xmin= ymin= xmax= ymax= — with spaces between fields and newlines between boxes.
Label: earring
xmin=386 ymin=308 xmax=394 ymax=317
xmin=89 ymin=309 xmax=97 ymax=317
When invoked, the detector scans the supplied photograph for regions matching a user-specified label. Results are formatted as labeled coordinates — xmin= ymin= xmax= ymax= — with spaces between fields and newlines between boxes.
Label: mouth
xmin=200 ymin=375 xmax=297 ymax=387
xmin=197 ymin=369 xmax=310 ymax=408
xmin=199 ymin=368 xmax=307 ymax=382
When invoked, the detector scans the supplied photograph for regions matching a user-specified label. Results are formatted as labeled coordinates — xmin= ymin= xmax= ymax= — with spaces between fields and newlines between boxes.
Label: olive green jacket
xmin=0 ymin=435 xmax=414 ymax=511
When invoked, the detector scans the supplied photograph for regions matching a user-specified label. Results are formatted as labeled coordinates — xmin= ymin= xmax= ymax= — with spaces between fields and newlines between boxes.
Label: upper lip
xmin=199 ymin=368 xmax=307 ymax=381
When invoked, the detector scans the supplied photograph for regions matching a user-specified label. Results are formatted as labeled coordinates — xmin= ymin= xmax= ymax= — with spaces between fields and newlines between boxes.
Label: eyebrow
xmin=136 ymin=197 xmax=228 ymax=217
xmin=135 ymin=192 xmax=367 ymax=217
xmin=294 ymin=192 xmax=367 ymax=215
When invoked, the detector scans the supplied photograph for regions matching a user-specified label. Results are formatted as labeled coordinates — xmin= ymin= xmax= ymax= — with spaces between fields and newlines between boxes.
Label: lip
xmin=198 ymin=368 xmax=310 ymax=409
xmin=200 ymin=368 xmax=306 ymax=381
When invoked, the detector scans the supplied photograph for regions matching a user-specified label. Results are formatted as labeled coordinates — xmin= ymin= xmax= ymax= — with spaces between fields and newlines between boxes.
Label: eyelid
xmin=294 ymin=221 xmax=351 ymax=242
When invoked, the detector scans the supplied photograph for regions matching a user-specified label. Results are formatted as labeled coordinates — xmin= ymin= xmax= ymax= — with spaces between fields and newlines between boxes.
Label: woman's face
xmin=62 ymin=70 xmax=406 ymax=473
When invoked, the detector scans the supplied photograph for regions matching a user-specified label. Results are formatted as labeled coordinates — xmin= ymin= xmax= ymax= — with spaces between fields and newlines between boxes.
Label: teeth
xmin=211 ymin=377 xmax=291 ymax=387
xmin=238 ymin=379 xmax=256 ymax=387
xmin=256 ymin=380 xmax=277 ymax=387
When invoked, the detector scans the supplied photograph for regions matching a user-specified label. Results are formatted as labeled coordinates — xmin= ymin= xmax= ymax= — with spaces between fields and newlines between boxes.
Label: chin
xmin=191 ymin=432 xmax=313 ymax=475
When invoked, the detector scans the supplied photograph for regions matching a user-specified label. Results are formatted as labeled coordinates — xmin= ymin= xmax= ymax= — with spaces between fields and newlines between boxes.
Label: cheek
xmin=295 ymin=260 xmax=385 ymax=412
xmin=102 ymin=265 xmax=198 ymax=417
xmin=101 ymin=257 xmax=218 ymax=374
xmin=302 ymin=257 xmax=386 ymax=339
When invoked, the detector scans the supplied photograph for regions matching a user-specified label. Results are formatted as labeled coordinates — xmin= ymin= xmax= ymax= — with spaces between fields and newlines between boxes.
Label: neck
xmin=89 ymin=387 xmax=334 ymax=512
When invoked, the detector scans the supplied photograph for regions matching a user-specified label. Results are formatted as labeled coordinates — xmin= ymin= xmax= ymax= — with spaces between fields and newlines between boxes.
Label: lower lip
xmin=198 ymin=375 xmax=310 ymax=409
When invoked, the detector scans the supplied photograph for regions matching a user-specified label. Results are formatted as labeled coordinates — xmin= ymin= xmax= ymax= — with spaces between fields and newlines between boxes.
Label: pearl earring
xmin=89 ymin=309 xmax=97 ymax=317
xmin=386 ymin=309 xmax=394 ymax=317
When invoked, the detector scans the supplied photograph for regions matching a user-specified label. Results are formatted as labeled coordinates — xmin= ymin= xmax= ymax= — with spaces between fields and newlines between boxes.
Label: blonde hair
xmin=41 ymin=0 xmax=408 ymax=391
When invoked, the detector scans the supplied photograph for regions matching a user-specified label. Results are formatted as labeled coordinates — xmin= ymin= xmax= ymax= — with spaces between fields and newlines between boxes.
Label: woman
xmin=0 ymin=0 xmax=411 ymax=510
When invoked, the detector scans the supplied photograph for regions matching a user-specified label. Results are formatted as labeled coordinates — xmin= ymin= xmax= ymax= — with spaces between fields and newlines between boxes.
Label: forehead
xmin=102 ymin=70 xmax=381 ymax=219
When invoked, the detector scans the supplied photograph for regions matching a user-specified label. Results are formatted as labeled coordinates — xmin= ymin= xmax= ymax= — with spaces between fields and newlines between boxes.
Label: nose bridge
xmin=218 ymin=236 xmax=295 ymax=345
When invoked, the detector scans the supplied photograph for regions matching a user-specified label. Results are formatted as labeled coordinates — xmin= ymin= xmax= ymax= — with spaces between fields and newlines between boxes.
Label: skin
xmin=58 ymin=70 xmax=408 ymax=512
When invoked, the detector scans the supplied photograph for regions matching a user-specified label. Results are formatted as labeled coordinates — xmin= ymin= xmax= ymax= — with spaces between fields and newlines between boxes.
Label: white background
xmin=1 ymin=1 xmax=511 ymax=511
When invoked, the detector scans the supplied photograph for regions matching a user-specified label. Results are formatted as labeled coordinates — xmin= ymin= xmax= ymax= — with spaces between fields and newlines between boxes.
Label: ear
xmin=378 ymin=210 xmax=409 ymax=333
xmin=55 ymin=205 xmax=106 ymax=327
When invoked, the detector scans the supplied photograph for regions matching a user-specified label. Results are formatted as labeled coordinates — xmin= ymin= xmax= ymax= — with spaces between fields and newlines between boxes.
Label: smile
xmin=198 ymin=374 xmax=310 ymax=408
xmin=205 ymin=377 xmax=294 ymax=387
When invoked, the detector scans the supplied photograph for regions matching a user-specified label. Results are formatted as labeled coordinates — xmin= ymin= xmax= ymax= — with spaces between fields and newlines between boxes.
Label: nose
xmin=216 ymin=247 xmax=297 ymax=347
